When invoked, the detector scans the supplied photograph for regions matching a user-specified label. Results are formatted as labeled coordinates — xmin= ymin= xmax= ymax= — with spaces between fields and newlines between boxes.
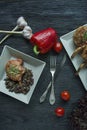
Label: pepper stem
xmin=33 ymin=45 xmax=40 ymax=55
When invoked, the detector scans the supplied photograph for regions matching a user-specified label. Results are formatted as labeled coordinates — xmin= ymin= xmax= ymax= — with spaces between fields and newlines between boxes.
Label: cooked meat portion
xmin=81 ymin=45 xmax=87 ymax=60
xmin=71 ymin=26 xmax=87 ymax=74
xmin=73 ymin=26 xmax=87 ymax=47
xmin=5 ymin=59 xmax=25 ymax=82
xmin=5 ymin=68 xmax=34 ymax=94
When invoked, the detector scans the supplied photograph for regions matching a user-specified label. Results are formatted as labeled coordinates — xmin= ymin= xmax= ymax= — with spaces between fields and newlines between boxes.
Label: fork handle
xmin=49 ymin=77 xmax=55 ymax=105
xmin=40 ymin=82 xmax=51 ymax=103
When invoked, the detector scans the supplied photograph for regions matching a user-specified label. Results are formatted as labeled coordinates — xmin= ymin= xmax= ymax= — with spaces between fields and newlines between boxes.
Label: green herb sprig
xmin=83 ymin=31 xmax=87 ymax=41
xmin=7 ymin=64 xmax=20 ymax=76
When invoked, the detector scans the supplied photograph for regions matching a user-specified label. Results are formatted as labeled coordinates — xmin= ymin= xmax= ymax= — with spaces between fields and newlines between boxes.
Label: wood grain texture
xmin=0 ymin=0 xmax=86 ymax=130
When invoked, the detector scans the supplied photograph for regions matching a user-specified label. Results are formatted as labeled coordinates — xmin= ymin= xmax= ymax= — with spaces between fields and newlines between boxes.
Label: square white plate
xmin=0 ymin=45 xmax=46 ymax=104
xmin=60 ymin=24 xmax=87 ymax=90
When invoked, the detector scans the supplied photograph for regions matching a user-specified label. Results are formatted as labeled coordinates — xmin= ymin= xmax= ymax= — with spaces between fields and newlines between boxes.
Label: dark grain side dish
xmin=4 ymin=58 xmax=34 ymax=94
xmin=70 ymin=92 xmax=87 ymax=130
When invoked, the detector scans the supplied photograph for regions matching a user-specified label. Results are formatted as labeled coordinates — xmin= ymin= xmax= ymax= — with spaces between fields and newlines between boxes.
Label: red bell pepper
xmin=30 ymin=28 xmax=58 ymax=54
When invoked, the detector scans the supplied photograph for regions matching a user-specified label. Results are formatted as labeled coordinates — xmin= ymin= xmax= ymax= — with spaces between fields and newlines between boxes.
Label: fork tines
xmin=50 ymin=55 xmax=56 ymax=68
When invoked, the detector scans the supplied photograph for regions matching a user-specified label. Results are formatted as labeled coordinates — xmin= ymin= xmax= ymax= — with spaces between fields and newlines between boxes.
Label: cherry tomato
xmin=61 ymin=90 xmax=70 ymax=101
xmin=55 ymin=107 xmax=65 ymax=117
xmin=53 ymin=42 xmax=62 ymax=53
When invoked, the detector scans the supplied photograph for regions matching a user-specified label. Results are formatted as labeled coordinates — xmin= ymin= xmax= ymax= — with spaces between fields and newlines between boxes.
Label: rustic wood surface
xmin=0 ymin=0 xmax=86 ymax=130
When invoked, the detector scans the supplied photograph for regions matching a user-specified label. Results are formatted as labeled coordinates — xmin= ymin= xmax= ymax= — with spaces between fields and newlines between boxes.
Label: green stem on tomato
xmin=33 ymin=45 xmax=40 ymax=55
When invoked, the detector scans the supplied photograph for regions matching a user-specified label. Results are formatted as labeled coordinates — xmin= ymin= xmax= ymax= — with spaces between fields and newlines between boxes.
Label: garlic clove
xmin=23 ymin=26 xmax=33 ymax=39
xmin=17 ymin=16 xmax=28 ymax=29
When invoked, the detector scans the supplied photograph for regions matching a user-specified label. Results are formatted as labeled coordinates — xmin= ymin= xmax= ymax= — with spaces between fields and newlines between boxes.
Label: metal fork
xmin=49 ymin=55 xmax=56 ymax=105
xmin=39 ymin=54 xmax=66 ymax=104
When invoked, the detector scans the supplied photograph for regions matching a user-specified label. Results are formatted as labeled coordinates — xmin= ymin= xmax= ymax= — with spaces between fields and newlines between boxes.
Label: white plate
xmin=0 ymin=45 xmax=46 ymax=104
xmin=60 ymin=24 xmax=87 ymax=90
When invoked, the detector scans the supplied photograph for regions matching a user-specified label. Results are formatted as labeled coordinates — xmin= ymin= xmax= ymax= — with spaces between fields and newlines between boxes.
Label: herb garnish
xmin=83 ymin=31 xmax=87 ymax=41
xmin=7 ymin=64 xmax=20 ymax=76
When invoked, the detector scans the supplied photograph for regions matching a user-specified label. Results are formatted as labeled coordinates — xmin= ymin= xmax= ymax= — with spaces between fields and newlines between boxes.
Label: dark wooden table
xmin=0 ymin=0 xmax=86 ymax=130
